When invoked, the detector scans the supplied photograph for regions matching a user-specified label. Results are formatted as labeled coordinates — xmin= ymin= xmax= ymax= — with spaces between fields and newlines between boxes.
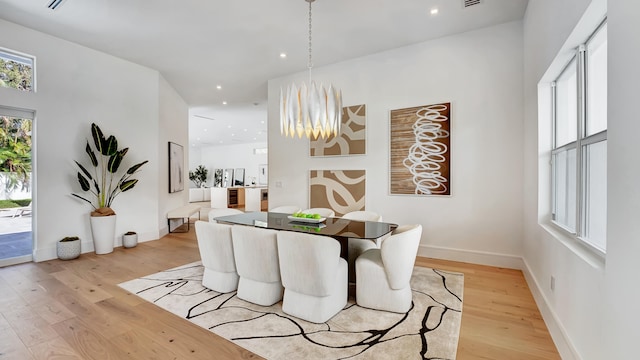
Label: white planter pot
xmin=122 ymin=233 xmax=138 ymax=248
xmin=90 ymin=215 xmax=116 ymax=254
xmin=57 ymin=239 xmax=81 ymax=260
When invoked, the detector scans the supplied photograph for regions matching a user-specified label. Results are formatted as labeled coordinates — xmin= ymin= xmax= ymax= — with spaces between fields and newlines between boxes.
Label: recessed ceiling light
xmin=216 ymin=85 xmax=222 ymax=90
xmin=222 ymin=101 xmax=227 ymax=105
xmin=204 ymin=129 xmax=208 ymax=132
xmin=257 ymin=131 xmax=262 ymax=135
xmin=280 ymin=53 xmax=287 ymax=58
xmin=243 ymin=129 xmax=248 ymax=132
xmin=231 ymin=133 xmax=235 ymax=136
xmin=253 ymin=137 xmax=257 ymax=140
xmin=260 ymin=120 xmax=265 ymax=124
xmin=227 ymin=125 xmax=232 ymax=128
xmin=430 ymin=8 xmax=439 ymax=15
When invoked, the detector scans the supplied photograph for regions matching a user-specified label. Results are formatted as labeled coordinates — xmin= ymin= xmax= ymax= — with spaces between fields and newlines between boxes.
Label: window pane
xmin=553 ymin=148 xmax=577 ymax=232
xmin=555 ymin=59 xmax=578 ymax=147
xmin=583 ymin=140 xmax=607 ymax=251
xmin=586 ymin=23 xmax=607 ymax=136
xmin=0 ymin=49 xmax=34 ymax=92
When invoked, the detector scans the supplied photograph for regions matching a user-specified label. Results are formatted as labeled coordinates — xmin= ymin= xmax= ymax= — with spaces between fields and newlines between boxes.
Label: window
xmin=551 ymin=21 xmax=607 ymax=254
xmin=0 ymin=48 xmax=35 ymax=92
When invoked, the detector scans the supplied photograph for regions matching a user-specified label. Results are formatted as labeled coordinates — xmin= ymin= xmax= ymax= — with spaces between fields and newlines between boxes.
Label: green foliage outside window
xmin=0 ymin=57 xmax=33 ymax=92
xmin=0 ymin=116 xmax=32 ymax=193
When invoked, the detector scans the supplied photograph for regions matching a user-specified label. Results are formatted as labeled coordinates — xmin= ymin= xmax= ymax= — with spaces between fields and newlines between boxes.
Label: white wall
xmin=268 ymin=21 xmax=524 ymax=267
xmin=191 ymin=142 xmax=268 ymax=187
xmin=522 ymin=0 xmax=621 ymax=359
xmin=603 ymin=0 xmax=640 ymax=358
xmin=0 ymin=19 xmax=188 ymax=259
xmin=158 ymin=76 xmax=189 ymax=235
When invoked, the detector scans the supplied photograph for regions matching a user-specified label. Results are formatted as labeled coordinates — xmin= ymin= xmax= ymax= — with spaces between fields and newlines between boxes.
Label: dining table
xmin=214 ymin=211 xmax=398 ymax=260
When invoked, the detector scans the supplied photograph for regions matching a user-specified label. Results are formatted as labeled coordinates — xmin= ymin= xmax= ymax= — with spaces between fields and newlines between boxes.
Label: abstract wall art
xmin=168 ymin=142 xmax=184 ymax=193
xmin=213 ymin=169 xmax=223 ymax=187
xmin=310 ymin=104 xmax=366 ymax=156
xmin=309 ymin=170 xmax=366 ymax=216
xmin=390 ymin=102 xmax=451 ymax=196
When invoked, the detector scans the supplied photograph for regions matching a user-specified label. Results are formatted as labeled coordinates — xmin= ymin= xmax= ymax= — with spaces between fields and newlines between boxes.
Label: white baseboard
xmin=521 ymin=259 xmax=581 ymax=360
xmin=418 ymin=244 xmax=524 ymax=269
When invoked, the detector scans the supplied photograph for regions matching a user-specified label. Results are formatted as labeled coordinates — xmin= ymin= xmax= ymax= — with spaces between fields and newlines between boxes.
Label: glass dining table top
xmin=214 ymin=211 xmax=397 ymax=240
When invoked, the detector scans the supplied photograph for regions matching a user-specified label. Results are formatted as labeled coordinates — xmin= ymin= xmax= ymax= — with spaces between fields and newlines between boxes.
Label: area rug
xmin=119 ymin=262 xmax=464 ymax=359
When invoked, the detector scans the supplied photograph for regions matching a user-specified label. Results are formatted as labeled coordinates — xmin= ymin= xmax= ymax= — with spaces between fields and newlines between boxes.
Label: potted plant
xmin=71 ymin=123 xmax=148 ymax=254
xmin=57 ymin=236 xmax=81 ymax=260
xmin=122 ymin=231 xmax=138 ymax=248
xmin=189 ymin=165 xmax=208 ymax=188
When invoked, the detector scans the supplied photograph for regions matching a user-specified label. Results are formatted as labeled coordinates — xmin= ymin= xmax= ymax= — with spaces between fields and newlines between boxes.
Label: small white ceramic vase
xmin=123 ymin=232 xmax=138 ymax=248
xmin=57 ymin=238 xmax=81 ymax=260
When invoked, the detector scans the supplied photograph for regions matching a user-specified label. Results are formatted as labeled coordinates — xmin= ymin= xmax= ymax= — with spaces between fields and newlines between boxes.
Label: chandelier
xmin=280 ymin=0 xmax=342 ymax=139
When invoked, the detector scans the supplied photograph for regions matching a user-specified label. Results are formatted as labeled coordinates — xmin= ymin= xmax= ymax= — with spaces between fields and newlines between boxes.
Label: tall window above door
xmin=551 ymin=20 xmax=607 ymax=255
xmin=0 ymin=48 xmax=35 ymax=92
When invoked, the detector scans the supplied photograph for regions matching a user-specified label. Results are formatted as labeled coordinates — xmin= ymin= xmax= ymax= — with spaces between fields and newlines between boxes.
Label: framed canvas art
xmin=309 ymin=170 xmax=366 ymax=216
xmin=390 ymin=102 xmax=451 ymax=196
xmin=168 ymin=142 xmax=184 ymax=193
xmin=310 ymin=104 xmax=366 ymax=157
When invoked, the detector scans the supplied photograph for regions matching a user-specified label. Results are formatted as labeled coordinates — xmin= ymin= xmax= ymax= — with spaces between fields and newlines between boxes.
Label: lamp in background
xmin=280 ymin=0 xmax=342 ymax=139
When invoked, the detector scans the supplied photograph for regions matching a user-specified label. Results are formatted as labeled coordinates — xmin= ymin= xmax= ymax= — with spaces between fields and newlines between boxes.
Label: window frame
xmin=550 ymin=19 xmax=607 ymax=256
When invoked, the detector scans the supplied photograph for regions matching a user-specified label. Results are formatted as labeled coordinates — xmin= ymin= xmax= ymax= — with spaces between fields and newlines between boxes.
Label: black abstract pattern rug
xmin=119 ymin=262 xmax=463 ymax=359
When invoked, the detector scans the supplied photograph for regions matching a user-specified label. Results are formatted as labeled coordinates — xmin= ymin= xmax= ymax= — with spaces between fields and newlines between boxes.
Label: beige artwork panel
xmin=310 ymin=104 xmax=366 ymax=156
xmin=309 ymin=170 xmax=365 ymax=216
xmin=390 ymin=103 xmax=451 ymax=195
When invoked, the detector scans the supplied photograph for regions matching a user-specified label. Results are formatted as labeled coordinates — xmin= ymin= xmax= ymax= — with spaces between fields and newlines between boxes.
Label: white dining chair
xmin=302 ymin=207 xmax=335 ymax=218
xmin=342 ymin=210 xmax=383 ymax=282
xmin=231 ymin=225 xmax=283 ymax=306
xmin=356 ymin=224 xmax=422 ymax=313
xmin=194 ymin=221 xmax=239 ymax=293
xmin=269 ymin=205 xmax=301 ymax=214
xmin=208 ymin=208 xmax=244 ymax=223
xmin=277 ymin=231 xmax=348 ymax=323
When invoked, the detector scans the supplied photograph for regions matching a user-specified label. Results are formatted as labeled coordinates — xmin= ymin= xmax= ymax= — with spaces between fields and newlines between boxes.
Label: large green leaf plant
xmin=72 ymin=123 xmax=148 ymax=215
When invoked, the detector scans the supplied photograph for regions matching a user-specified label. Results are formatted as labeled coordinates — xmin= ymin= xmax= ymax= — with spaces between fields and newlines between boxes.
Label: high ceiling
xmin=0 ymin=0 xmax=528 ymax=147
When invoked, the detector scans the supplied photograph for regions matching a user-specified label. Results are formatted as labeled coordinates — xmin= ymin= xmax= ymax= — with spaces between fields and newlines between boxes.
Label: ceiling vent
xmin=463 ymin=0 xmax=482 ymax=8
xmin=46 ymin=0 xmax=67 ymax=10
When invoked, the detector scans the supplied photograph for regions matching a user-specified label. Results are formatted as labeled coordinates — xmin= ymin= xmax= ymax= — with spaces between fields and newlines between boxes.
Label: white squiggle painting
xmin=390 ymin=103 xmax=451 ymax=196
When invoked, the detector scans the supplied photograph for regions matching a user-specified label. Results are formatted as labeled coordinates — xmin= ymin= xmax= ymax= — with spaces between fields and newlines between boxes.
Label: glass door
xmin=0 ymin=106 xmax=33 ymax=267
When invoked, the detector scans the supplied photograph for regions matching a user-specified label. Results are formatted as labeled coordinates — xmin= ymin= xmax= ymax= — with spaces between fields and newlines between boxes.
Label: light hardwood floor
xmin=0 ymin=225 xmax=560 ymax=360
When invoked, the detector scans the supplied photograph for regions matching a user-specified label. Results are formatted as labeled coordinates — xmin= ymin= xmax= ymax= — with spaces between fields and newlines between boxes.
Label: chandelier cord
xmin=307 ymin=0 xmax=313 ymax=83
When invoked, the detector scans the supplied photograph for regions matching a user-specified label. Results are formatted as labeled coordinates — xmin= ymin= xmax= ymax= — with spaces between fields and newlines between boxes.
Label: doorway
xmin=0 ymin=107 xmax=33 ymax=267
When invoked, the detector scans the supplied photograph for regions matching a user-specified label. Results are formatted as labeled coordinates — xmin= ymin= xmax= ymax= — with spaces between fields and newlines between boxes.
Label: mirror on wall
xmin=223 ymin=168 xmax=234 ymax=187
xmin=234 ymin=168 xmax=245 ymax=186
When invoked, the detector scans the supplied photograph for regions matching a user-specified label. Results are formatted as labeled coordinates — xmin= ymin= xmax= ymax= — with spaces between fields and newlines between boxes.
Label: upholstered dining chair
xmin=277 ymin=231 xmax=348 ymax=323
xmin=302 ymin=207 xmax=335 ymax=218
xmin=231 ymin=225 xmax=283 ymax=306
xmin=208 ymin=208 xmax=244 ymax=223
xmin=342 ymin=210 xmax=384 ymax=282
xmin=269 ymin=205 xmax=301 ymax=214
xmin=194 ymin=221 xmax=238 ymax=293
xmin=355 ymin=224 xmax=422 ymax=313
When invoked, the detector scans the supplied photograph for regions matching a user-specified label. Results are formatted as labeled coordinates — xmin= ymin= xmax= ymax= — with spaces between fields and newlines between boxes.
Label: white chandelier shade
xmin=280 ymin=81 xmax=342 ymax=139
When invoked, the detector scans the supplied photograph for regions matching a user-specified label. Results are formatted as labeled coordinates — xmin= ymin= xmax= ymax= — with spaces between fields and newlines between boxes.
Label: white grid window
xmin=551 ymin=21 xmax=607 ymax=254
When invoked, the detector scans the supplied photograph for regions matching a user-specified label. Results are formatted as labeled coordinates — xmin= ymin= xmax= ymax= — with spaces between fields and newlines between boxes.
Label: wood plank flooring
xmin=0 ymin=225 xmax=560 ymax=360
